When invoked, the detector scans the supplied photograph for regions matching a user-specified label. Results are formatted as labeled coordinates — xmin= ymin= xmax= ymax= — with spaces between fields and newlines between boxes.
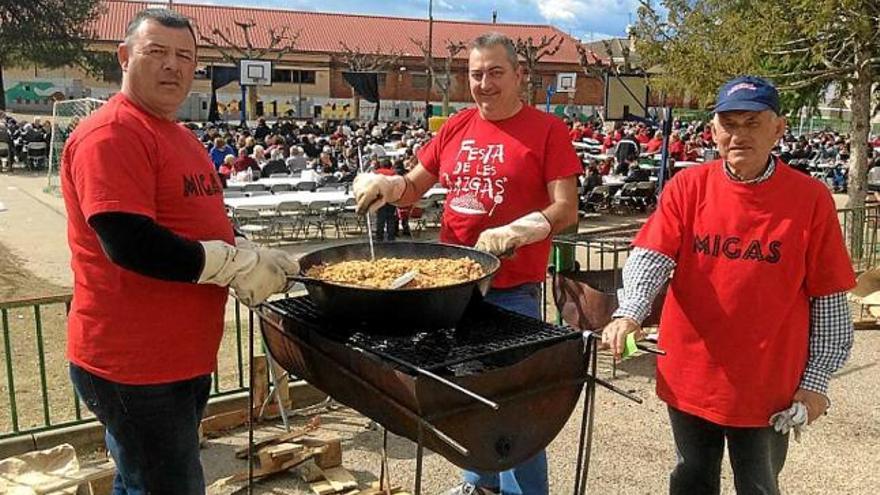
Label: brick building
xmin=3 ymin=0 xmax=609 ymax=121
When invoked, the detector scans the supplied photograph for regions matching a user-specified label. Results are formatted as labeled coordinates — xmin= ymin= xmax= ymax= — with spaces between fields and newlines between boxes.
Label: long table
xmin=225 ymin=187 xmax=448 ymax=209
xmin=226 ymin=177 xmax=311 ymax=191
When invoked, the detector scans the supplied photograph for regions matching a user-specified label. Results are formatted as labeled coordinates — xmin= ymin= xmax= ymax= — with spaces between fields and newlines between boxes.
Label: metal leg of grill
xmin=581 ymin=337 xmax=600 ymax=495
xmin=263 ymin=351 xmax=291 ymax=432
xmin=380 ymin=428 xmax=389 ymax=493
xmin=247 ymin=309 xmax=255 ymax=494
xmin=415 ymin=425 xmax=424 ymax=495
xmin=573 ymin=335 xmax=599 ymax=495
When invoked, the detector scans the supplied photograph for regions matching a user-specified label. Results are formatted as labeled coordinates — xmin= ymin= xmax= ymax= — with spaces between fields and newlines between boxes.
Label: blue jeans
xmin=462 ymin=283 xmax=549 ymax=495
xmin=668 ymin=406 xmax=789 ymax=495
xmin=69 ymin=364 xmax=211 ymax=495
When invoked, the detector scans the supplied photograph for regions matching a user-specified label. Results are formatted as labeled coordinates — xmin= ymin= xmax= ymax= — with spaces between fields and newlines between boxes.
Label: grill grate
xmin=265 ymin=296 xmax=581 ymax=373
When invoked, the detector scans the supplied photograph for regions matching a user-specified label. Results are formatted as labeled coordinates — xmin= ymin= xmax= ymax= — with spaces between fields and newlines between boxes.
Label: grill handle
xmin=581 ymin=331 xmax=644 ymax=404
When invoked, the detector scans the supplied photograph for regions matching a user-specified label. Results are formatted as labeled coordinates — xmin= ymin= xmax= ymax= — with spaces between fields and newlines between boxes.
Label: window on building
xmin=274 ymin=69 xmax=317 ymax=84
xmin=411 ymin=73 xmax=430 ymax=90
xmin=293 ymin=70 xmax=316 ymax=84
xmin=377 ymin=73 xmax=387 ymax=87
xmin=434 ymin=73 xmax=450 ymax=87
xmin=273 ymin=69 xmax=293 ymax=83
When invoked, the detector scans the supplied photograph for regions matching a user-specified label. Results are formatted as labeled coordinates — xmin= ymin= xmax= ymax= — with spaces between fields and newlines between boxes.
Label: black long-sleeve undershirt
xmin=88 ymin=212 xmax=206 ymax=282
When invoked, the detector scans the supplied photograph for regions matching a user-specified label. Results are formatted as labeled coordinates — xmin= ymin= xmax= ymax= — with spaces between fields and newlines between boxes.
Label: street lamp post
xmin=297 ymin=71 xmax=303 ymax=118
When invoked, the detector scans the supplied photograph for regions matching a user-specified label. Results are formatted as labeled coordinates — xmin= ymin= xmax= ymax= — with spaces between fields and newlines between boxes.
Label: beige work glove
xmin=353 ymin=172 xmax=406 ymax=214
xmin=474 ymin=211 xmax=552 ymax=256
xmin=234 ymin=235 xmax=255 ymax=250
xmin=198 ymin=241 xmax=299 ymax=306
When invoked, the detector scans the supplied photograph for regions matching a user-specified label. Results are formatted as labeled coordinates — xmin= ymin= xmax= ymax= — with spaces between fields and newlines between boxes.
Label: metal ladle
xmin=357 ymin=145 xmax=376 ymax=261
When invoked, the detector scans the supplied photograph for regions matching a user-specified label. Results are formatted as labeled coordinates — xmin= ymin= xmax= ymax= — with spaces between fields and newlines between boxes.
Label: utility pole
xmin=297 ymin=72 xmax=303 ymax=118
xmin=424 ymin=0 xmax=433 ymax=128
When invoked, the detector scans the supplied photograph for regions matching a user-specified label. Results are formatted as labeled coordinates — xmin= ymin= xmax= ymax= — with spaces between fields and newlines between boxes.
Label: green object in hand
xmin=622 ymin=333 xmax=639 ymax=359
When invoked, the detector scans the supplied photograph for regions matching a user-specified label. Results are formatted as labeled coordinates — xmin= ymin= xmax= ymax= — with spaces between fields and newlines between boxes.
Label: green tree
xmin=0 ymin=0 xmax=103 ymax=110
xmin=632 ymin=0 xmax=880 ymax=210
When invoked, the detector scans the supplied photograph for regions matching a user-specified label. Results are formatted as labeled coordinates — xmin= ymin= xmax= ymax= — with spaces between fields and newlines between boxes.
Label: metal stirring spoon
xmin=389 ymin=270 xmax=418 ymax=289
xmin=357 ymin=145 xmax=376 ymax=261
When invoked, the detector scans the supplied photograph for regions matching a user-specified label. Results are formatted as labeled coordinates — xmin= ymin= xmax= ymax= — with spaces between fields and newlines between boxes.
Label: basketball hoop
xmin=240 ymin=60 xmax=273 ymax=86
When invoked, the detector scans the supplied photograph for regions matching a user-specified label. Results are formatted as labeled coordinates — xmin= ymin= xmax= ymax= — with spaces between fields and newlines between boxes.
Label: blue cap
xmin=713 ymin=76 xmax=780 ymax=114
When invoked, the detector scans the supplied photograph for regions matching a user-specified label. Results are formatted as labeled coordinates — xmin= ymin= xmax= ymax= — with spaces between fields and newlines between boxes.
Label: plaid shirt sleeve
xmin=800 ymin=292 xmax=854 ymax=395
xmin=612 ymin=247 xmax=676 ymax=324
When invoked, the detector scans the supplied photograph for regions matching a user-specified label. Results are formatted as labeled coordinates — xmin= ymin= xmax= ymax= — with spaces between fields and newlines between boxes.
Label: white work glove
xmin=197 ymin=241 xmax=299 ymax=306
xmin=769 ymin=401 xmax=809 ymax=442
xmin=352 ymin=173 xmax=407 ymax=214
xmin=234 ymin=235 xmax=255 ymax=250
xmin=474 ymin=212 xmax=552 ymax=256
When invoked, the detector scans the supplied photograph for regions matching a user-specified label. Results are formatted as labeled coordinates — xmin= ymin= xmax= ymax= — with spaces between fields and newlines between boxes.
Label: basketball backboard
xmin=240 ymin=60 xmax=272 ymax=86
xmin=603 ymin=73 xmax=649 ymax=121
xmin=556 ymin=72 xmax=578 ymax=93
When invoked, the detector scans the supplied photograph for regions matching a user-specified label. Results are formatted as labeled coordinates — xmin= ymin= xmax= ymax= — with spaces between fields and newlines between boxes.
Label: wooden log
xmin=310 ymin=437 xmax=342 ymax=469
xmin=228 ymin=451 xmax=314 ymax=483
xmin=251 ymin=355 xmax=269 ymax=418
xmin=297 ymin=459 xmax=325 ymax=483
xmin=271 ymin=358 xmax=291 ymax=408
xmin=263 ymin=442 xmax=304 ymax=460
xmin=232 ymin=418 xmax=320 ymax=459
xmin=322 ymin=467 xmax=357 ymax=492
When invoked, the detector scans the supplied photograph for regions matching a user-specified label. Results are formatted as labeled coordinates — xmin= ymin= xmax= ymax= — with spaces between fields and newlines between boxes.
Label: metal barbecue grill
xmin=253 ymin=295 xmax=643 ymax=495
xmin=267 ymin=296 xmax=582 ymax=373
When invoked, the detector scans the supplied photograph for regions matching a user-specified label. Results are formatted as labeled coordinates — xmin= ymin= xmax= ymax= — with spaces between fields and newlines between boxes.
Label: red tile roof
xmin=92 ymin=0 xmax=604 ymax=65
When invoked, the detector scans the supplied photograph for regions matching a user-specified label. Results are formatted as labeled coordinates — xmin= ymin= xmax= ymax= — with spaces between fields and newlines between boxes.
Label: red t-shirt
xmin=668 ymin=140 xmax=686 ymax=161
xmin=701 ymin=129 xmax=714 ymax=145
xmin=646 ymin=138 xmax=663 ymax=154
xmin=634 ymin=159 xmax=855 ymax=426
xmin=61 ymin=93 xmax=234 ymax=385
xmin=418 ymin=105 xmax=581 ymax=288
xmin=583 ymin=126 xmax=594 ymax=139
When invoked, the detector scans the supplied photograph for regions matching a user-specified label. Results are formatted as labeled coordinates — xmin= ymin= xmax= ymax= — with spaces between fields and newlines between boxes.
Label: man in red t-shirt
xmin=667 ymin=132 xmax=686 ymax=161
xmin=62 ymin=9 xmax=298 ymax=494
xmin=569 ymin=121 xmax=584 ymax=142
xmin=353 ymin=32 xmax=581 ymax=495
xmin=645 ymin=131 xmax=664 ymax=154
xmin=602 ymin=76 xmax=855 ymax=494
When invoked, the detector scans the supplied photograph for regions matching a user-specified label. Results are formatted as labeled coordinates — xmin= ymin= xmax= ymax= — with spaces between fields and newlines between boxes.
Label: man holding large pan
xmin=61 ymin=8 xmax=297 ymax=493
xmin=602 ymin=76 xmax=856 ymax=495
xmin=354 ymin=32 xmax=581 ymax=495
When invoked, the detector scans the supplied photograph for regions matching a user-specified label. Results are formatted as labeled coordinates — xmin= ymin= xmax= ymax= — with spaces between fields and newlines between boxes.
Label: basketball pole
xmin=657 ymin=106 xmax=672 ymax=193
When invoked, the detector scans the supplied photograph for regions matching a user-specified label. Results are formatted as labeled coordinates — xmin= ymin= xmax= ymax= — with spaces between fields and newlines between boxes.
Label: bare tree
xmin=410 ymin=37 xmax=467 ymax=116
xmin=515 ymin=35 xmax=565 ymax=105
xmin=576 ymin=43 xmax=609 ymax=81
xmin=337 ymin=42 xmax=402 ymax=120
xmin=198 ymin=20 xmax=300 ymax=120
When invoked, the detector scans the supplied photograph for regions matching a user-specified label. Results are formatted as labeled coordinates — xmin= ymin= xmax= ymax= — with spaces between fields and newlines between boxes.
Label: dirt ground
xmin=1 ymin=172 xmax=878 ymax=494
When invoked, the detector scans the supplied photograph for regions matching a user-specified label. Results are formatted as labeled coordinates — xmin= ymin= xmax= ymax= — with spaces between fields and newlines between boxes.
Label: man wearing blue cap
xmin=602 ymin=76 xmax=856 ymax=494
